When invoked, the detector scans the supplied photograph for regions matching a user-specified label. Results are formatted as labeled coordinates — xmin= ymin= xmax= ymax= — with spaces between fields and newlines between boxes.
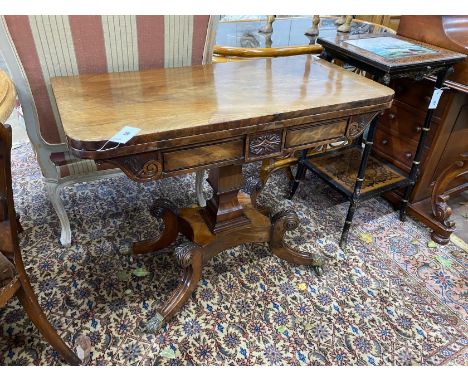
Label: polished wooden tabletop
xmin=51 ymin=55 xmax=394 ymax=146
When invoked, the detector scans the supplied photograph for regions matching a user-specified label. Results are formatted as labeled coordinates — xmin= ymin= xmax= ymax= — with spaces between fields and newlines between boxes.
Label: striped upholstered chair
xmin=0 ymin=16 xmax=218 ymax=246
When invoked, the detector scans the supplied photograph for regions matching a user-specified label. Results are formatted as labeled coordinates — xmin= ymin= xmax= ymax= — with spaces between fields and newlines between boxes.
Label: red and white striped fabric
xmin=5 ymin=15 xmax=211 ymax=177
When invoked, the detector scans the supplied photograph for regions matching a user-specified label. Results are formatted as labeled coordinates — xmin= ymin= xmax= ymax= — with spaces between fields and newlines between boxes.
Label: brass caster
xmin=144 ymin=312 xmax=165 ymax=333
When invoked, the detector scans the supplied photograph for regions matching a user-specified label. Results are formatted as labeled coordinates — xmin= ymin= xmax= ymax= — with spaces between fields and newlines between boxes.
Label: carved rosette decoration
xmin=174 ymin=242 xmax=202 ymax=268
xmin=346 ymin=112 xmax=380 ymax=139
xmin=271 ymin=210 xmax=300 ymax=232
xmin=249 ymin=131 xmax=282 ymax=158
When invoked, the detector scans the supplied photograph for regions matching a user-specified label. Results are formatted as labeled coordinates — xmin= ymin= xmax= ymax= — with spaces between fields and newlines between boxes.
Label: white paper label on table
xmin=428 ymin=88 xmax=443 ymax=109
xmin=109 ymin=126 xmax=141 ymax=143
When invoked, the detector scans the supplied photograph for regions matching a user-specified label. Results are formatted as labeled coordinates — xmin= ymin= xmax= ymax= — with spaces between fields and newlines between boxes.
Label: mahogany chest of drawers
xmin=375 ymin=16 xmax=468 ymax=244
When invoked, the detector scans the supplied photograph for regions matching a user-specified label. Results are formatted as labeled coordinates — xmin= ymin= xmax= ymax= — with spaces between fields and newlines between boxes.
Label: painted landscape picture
xmin=346 ymin=36 xmax=436 ymax=59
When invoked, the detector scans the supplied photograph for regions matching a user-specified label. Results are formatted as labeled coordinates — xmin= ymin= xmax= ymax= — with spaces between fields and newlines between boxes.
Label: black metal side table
xmin=289 ymin=33 xmax=466 ymax=248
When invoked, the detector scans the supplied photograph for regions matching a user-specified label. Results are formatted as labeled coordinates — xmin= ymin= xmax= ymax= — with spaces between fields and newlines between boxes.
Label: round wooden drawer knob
xmin=381 ymin=139 xmax=388 ymax=145
xmin=405 ymin=152 xmax=412 ymax=159
xmin=388 ymin=113 xmax=396 ymax=120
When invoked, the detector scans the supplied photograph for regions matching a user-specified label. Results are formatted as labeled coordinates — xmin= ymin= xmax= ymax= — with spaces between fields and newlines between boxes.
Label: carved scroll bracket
xmin=431 ymin=154 xmax=468 ymax=231
xmin=346 ymin=112 xmax=381 ymax=139
xmin=104 ymin=152 xmax=163 ymax=182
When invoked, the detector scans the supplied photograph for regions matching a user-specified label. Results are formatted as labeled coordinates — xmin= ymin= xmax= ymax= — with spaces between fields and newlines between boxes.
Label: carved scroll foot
xmin=144 ymin=242 xmax=203 ymax=333
xmin=269 ymin=210 xmax=325 ymax=276
xmin=132 ymin=198 xmax=179 ymax=255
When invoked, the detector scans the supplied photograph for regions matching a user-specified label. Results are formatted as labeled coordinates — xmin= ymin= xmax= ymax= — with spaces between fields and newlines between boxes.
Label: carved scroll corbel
xmin=104 ymin=152 xmax=163 ymax=182
xmin=433 ymin=194 xmax=455 ymax=230
xmin=346 ymin=112 xmax=381 ymax=140
xmin=431 ymin=154 xmax=468 ymax=230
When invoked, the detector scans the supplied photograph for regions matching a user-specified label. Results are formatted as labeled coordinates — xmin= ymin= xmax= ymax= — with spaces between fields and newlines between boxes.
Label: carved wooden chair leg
xmin=132 ymin=198 xmax=179 ymax=255
xmin=270 ymin=210 xmax=325 ymax=276
xmin=45 ymin=181 xmax=72 ymax=247
xmin=16 ymin=278 xmax=81 ymax=365
xmin=144 ymin=242 xmax=203 ymax=333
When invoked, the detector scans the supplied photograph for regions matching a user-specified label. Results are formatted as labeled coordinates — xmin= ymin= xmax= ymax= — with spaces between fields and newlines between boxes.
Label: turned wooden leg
xmin=144 ymin=242 xmax=203 ymax=332
xmin=132 ymin=198 xmax=179 ymax=255
xmin=337 ymin=15 xmax=353 ymax=33
xmin=270 ymin=210 xmax=325 ymax=276
xmin=305 ymin=15 xmax=320 ymax=36
xmin=340 ymin=115 xmax=380 ymax=248
xmin=16 ymin=279 xmax=80 ymax=365
xmin=289 ymin=149 xmax=308 ymax=199
xmin=259 ymin=15 xmax=276 ymax=33
xmin=400 ymin=68 xmax=454 ymax=222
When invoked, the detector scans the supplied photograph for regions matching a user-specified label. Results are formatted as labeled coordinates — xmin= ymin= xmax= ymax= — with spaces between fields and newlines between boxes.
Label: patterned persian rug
xmin=0 ymin=143 xmax=466 ymax=366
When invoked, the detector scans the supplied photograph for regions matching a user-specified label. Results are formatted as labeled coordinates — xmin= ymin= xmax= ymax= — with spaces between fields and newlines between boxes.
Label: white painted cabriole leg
xmin=195 ymin=170 xmax=206 ymax=207
xmin=45 ymin=180 xmax=71 ymax=247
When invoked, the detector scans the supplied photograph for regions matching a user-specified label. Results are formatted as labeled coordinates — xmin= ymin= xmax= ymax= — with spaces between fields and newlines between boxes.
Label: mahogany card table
xmin=51 ymin=55 xmax=394 ymax=331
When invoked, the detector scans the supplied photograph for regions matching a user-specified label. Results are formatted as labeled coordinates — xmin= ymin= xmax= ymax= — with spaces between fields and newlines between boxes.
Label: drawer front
xmin=285 ymin=119 xmax=348 ymax=148
xmin=392 ymin=78 xmax=449 ymax=117
xmin=374 ymin=129 xmax=417 ymax=170
xmin=163 ymin=138 xmax=244 ymax=171
xmin=379 ymin=100 xmax=438 ymax=146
